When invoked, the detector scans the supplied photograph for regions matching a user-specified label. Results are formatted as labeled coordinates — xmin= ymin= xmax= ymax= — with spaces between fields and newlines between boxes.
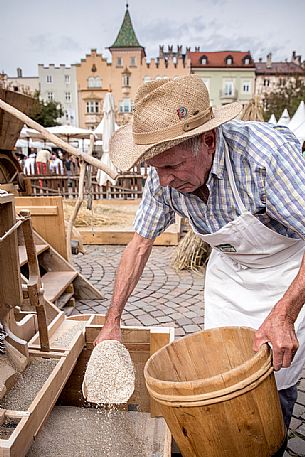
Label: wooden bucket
xmin=144 ymin=327 xmax=286 ymax=457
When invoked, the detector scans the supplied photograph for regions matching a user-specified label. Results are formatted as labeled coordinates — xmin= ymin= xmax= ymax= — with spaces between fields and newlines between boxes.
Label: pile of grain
xmin=83 ymin=340 xmax=135 ymax=404
xmin=26 ymin=406 xmax=166 ymax=457
xmin=51 ymin=321 xmax=87 ymax=348
xmin=0 ymin=358 xmax=58 ymax=411
xmin=0 ymin=418 xmax=20 ymax=439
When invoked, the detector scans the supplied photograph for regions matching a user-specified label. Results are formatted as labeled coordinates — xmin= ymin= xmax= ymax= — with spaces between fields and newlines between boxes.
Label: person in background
xmin=36 ymin=147 xmax=51 ymax=175
xmin=23 ymin=151 xmax=36 ymax=175
xmin=95 ymin=75 xmax=305 ymax=455
xmin=50 ymin=152 xmax=63 ymax=175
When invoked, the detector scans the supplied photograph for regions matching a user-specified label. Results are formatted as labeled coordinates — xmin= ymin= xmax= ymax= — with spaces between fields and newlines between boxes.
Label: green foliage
xmin=30 ymin=91 xmax=63 ymax=127
xmin=263 ymin=78 xmax=305 ymax=121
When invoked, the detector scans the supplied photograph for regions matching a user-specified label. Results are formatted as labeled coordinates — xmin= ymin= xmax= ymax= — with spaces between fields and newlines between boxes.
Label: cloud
xmin=28 ymin=34 xmax=81 ymax=53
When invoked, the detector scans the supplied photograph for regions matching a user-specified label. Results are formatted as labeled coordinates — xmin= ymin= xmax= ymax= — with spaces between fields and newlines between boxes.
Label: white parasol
xmin=288 ymin=101 xmax=305 ymax=143
xmin=268 ymin=114 xmax=277 ymax=124
xmin=277 ymin=108 xmax=290 ymax=126
xmin=96 ymin=93 xmax=118 ymax=186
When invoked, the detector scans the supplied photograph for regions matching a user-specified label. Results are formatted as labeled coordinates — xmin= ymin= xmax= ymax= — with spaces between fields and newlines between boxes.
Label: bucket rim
xmin=144 ymin=326 xmax=272 ymax=395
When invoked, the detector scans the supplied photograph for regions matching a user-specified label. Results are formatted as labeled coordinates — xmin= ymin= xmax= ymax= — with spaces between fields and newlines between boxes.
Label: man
xmin=36 ymin=147 xmax=51 ymax=175
xmin=95 ymin=75 xmax=305 ymax=445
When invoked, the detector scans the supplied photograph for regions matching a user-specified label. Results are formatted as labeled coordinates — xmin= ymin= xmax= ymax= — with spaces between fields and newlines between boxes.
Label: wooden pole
xmin=66 ymin=134 xmax=95 ymax=261
xmin=0 ymin=98 xmax=118 ymax=180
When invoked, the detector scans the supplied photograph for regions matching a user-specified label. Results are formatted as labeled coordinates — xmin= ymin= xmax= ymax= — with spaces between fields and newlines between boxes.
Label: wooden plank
xmin=15 ymin=197 xmax=67 ymax=260
xmin=0 ymin=196 xmax=22 ymax=318
xmin=4 ymin=333 xmax=85 ymax=457
xmin=15 ymin=206 xmax=58 ymax=216
xmin=78 ymin=227 xmax=180 ymax=246
xmin=41 ymin=271 xmax=78 ymax=303
xmin=18 ymin=244 xmax=49 ymax=267
xmin=150 ymin=327 xmax=175 ymax=417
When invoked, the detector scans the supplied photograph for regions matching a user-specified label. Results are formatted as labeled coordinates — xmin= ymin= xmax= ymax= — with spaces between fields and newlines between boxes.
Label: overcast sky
xmin=1 ymin=0 xmax=305 ymax=76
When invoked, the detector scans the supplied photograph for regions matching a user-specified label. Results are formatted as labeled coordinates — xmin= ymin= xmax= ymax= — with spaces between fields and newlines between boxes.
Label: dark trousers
xmin=274 ymin=384 xmax=298 ymax=456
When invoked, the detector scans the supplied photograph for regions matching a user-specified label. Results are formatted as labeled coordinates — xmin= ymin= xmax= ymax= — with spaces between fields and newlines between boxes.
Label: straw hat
xmin=110 ymin=75 xmax=242 ymax=172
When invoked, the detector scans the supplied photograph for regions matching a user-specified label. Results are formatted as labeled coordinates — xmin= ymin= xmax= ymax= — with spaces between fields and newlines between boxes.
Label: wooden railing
xmin=23 ymin=164 xmax=149 ymax=200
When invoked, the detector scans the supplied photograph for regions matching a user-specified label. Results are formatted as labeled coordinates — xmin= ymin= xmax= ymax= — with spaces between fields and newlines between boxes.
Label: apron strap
xmin=224 ymin=140 xmax=247 ymax=214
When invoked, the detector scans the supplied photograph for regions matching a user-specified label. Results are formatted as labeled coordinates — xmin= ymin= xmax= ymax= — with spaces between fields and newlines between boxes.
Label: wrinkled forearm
xmin=105 ymin=232 xmax=154 ymax=325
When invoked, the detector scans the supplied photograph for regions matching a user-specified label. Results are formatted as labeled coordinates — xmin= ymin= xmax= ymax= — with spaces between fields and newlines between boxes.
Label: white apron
xmin=181 ymin=141 xmax=305 ymax=390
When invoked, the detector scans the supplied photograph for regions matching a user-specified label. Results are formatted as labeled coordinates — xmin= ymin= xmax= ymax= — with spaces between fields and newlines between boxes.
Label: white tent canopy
xmin=94 ymin=117 xmax=119 ymax=137
xmin=268 ymin=114 xmax=277 ymax=124
xmin=288 ymin=101 xmax=305 ymax=143
xmin=46 ymin=125 xmax=94 ymax=139
xmin=277 ymin=108 xmax=291 ymax=126
xmin=96 ymin=93 xmax=118 ymax=187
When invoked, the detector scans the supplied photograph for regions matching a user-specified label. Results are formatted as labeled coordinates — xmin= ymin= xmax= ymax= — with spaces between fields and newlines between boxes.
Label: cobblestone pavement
xmin=72 ymin=245 xmax=305 ymax=456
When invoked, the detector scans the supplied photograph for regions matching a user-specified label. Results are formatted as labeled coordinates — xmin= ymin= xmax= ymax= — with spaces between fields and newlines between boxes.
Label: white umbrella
xmin=288 ymin=101 xmax=305 ymax=143
xmin=96 ymin=93 xmax=118 ymax=186
xmin=268 ymin=114 xmax=277 ymax=124
xmin=277 ymin=108 xmax=290 ymax=126
xmin=46 ymin=125 xmax=94 ymax=140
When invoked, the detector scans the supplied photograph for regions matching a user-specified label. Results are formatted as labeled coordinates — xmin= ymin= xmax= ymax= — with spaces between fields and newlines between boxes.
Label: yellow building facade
xmin=76 ymin=6 xmax=190 ymax=129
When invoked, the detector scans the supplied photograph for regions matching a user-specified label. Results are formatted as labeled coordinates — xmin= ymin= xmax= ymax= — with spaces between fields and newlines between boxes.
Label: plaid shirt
xmin=134 ymin=120 xmax=305 ymax=240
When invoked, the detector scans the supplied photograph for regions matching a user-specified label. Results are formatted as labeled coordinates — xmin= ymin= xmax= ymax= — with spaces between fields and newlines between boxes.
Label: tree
xmin=30 ymin=91 xmax=63 ymax=127
xmin=263 ymin=78 xmax=305 ymax=121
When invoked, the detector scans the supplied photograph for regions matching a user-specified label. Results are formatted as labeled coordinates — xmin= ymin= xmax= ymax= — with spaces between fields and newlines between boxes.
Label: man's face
xmin=147 ymin=132 xmax=216 ymax=193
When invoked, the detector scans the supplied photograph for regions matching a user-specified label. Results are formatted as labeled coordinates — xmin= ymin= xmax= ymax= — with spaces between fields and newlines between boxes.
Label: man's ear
xmin=203 ymin=130 xmax=216 ymax=154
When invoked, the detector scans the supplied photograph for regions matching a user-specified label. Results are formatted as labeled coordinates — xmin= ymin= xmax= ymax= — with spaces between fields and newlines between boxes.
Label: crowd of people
xmin=20 ymin=148 xmax=78 ymax=176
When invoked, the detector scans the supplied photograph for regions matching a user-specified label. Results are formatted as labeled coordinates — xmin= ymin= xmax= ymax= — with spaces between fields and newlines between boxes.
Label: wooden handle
xmin=0 ymin=98 xmax=118 ymax=180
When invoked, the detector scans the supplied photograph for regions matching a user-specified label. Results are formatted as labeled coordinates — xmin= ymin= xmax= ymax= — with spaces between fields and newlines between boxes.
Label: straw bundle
xmin=240 ymin=97 xmax=264 ymax=122
xmin=171 ymin=229 xmax=211 ymax=271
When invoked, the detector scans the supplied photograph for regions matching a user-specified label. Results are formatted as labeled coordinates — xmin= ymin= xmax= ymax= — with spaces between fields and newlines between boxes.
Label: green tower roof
xmin=110 ymin=5 xmax=143 ymax=48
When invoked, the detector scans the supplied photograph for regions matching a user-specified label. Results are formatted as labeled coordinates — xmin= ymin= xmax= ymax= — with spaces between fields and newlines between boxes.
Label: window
xmin=88 ymin=77 xmax=102 ymax=88
xmin=65 ymin=92 xmax=71 ymax=102
xmin=122 ymin=74 xmax=130 ymax=87
xmin=263 ymin=78 xmax=270 ymax=87
xmin=86 ymin=100 xmax=99 ymax=114
xmin=116 ymin=57 xmax=123 ymax=66
xmin=201 ymin=78 xmax=210 ymax=93
xmin=46 ymin=75 xmax=53 ymax=83
xmin=242 ymin=81 xmax=251 ymax=93
xmin=47 ymin=92 xmax=54 ymax=101
xmin=64 ymin=74 xmax=70 ymax=84
xmin=119 ymin=99 xmax=132 ymax=113
xmin=130 ymin=56 xmax=136 ymax=66
xmin=244 ymin=56 xmax=251 ymax=65
xmin=224 ymin=81 xmax=233 ymax=96
xmin=200 ymin=55 xmax=208 ymax=65
xmin=226 ymin=56 xmax=233 ymax=65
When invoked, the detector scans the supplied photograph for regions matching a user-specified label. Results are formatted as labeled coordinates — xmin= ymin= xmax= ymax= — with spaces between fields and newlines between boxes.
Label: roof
xmin=255 ymin=61 xmax=305 ymax=75
xmin=189 ymin=51 xmax=255 ymax=68
xmin=110 ymin=6 xmax=143 ymax=49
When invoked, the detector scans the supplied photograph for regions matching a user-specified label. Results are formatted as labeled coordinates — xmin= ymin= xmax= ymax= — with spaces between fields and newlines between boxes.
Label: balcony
xmin=219 ymin=88 xmax=238 ymax=102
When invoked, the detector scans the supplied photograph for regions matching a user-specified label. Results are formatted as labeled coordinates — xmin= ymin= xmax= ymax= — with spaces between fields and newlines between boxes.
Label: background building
xmin=76 ymin=5 xmax=190 ymax=128
xmin=2 ymin=68 xmax=39 ymax=95
xmin=38 ymin=64 xmax=79 ymax=126
xmin=190 ymin=50 xmax=256 ymax=108
xmin=255 ymin=51 xmax=305 ymax=99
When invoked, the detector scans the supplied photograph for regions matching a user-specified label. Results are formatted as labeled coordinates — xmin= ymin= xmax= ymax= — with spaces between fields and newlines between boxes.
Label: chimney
xmin=266 ymin=53 xmax=272 ymax=69
xmin=195 ymin=46 xmax=200 ymax=52
xmin=259 ymin=58 xmax=262 ymax=63
xmin=292 ymin=50 xmax=296 ymax=62
xmin=17 ymin=67 xmax=22 ymax=78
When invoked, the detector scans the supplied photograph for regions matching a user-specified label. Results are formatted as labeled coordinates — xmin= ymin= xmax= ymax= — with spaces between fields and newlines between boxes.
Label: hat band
xmin=133 ymin=107 xmax=214 ymax=145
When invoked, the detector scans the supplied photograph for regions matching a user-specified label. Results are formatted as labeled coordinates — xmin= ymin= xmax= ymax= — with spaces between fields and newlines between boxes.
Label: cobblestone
xmin=73 ymin=244 xmax=305 ymax=454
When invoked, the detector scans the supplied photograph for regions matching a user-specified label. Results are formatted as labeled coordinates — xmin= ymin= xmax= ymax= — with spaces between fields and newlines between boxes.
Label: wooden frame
xmin=0 ymin=314 xmax=174 ymax=457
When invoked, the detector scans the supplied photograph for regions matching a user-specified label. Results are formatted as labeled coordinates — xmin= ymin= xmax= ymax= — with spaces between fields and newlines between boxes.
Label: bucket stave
xmin=144 ymin=326 xmax=286 ymax=457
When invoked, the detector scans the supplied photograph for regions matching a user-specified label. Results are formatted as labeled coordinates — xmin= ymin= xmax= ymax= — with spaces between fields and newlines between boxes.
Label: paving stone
xmin=183 ymin=324 xmax=202 ymax=333
xmin=288 ymin=437 xmax=305 ymax=455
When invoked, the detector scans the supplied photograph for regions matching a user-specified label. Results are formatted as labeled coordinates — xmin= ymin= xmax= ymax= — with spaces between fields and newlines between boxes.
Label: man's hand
xmin=253 ymin=309 xmax=299 ymax=371
xmin=94 ymin=321 xmax=122 ymax=346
